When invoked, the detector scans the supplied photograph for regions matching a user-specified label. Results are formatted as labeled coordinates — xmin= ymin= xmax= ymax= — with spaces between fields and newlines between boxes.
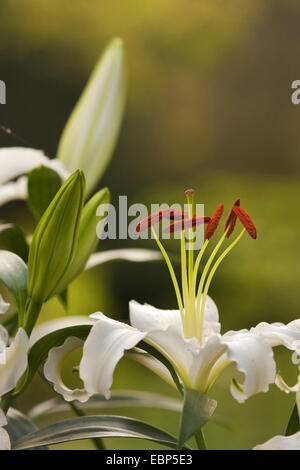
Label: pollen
xmin=205 ymin=204 xmax=224 ymax=239
xmin=233 ymin=206 xmax=257 ymax=239
xmin=224 ymin=198 xmax=240 ymax=237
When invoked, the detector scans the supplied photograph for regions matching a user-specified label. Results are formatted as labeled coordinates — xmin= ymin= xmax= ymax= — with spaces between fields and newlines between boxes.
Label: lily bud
xmin=27 ymin=170 xmax=85 ymax=303
xmin=57 ymin=38 xmax=127 ymax=195
xmin=52 ymin=187 xmax=110 ymax=294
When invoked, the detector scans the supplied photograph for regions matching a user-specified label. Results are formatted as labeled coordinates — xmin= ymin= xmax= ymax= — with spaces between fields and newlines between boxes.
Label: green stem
xmin=68 ymin=402 xmax=106 ymax=450
xmin=23 ymin=298 xmax=42 ymax=336
xmin=195 ymin=428 xmax=207 ymax=450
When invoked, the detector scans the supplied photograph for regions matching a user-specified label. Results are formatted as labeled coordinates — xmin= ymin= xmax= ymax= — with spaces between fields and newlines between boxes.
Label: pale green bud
xmin=57 ymin=38 xmax=127 ymax=194
xmin=27 ymin=169 xmax=85 ymax=303
xmin=52 ymin=187 xmax=110 ymax=295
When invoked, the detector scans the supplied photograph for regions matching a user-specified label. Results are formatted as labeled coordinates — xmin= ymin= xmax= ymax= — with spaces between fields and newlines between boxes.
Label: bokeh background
xmin=1 ymin=0 xmax=300 ymax=450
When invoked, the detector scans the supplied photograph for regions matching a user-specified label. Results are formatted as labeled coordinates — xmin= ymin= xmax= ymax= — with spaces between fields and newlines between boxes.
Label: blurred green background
xmin=1 ymin=0 xmax=300 ymax=450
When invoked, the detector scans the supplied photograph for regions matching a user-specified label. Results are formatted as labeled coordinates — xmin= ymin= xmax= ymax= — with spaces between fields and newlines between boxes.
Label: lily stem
xmin=194 ymin=428 xmax=207 ymax=450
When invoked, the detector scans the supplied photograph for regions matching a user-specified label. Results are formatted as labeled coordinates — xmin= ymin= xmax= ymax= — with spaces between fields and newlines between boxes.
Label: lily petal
xmin=80 ymin=313 xmax=146 ymax=399
xmin=222 ymin=330 xmax=276 ymax=402
xmin=254 ymin=432 xmax=300 ymax=450
xmin=0 ymin=328 xmax=29 ymax=397
xmin=129 ymin=301 xmax=196 ymax=385
xmin=0 ymin=410 xmax=10 ymax=450
xmin=252 ymin=320 xmax=300 ymax=353
xmin=0 ymin=177 xmax=28 ymax=206
xmin=85 ymin=249 xmax=161 ymax=270
xmin=30 ymin=316 xmax=97 ymax=347
xmin=0 ymin=295 xmax=10 ymax=315
xmin=44 ymin=336 xmax=91 ymax=403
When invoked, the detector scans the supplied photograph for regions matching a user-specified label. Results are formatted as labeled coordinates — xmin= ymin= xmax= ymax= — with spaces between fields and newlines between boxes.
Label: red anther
xmin=135 ymin=208 xmax=188 ymax=234
xmin=232 ymin=206 xmax=257 ymax=239
xmin=163 ymin=215 xmax=211 ymax=234
xmin=205 ymin=204 xmax=224 ymax=240
xmin=224 ymin=198 xmax=240 ymax=238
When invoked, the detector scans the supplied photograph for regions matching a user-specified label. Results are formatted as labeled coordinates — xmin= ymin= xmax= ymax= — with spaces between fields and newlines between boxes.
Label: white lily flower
xmin=0 ymin=409 xmax=10 ymax=450
xmin=0 ymin=326 xmax=29 ymax=397
xmin=78 ymin=192 xmax=279 ymax=402
xmin=254 ymin=377 xmax=300 ymax=450
xmin=0 ymin=147 xmax=69 ymax=207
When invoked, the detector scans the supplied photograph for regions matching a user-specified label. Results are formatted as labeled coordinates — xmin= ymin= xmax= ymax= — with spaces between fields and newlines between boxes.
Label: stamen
xmin=198 ymin=228 xmax=246 ymax=342
xmin=135 ymin=208 xmax=187 ymax=234
xmin=151 ymin=227 xmax=185 ymax=324
xmin=224 ymin=198 xmax=240 ymax=238
xmin=164 ymin=215 xmax=210 ymax=233
xmin=232 ymin=206 xmax=257 ymax=239
xmin=205 ymin=204 xmax=224 ymax=240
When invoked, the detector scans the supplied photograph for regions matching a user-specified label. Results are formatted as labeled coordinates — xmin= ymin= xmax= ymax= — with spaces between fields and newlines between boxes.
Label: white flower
xmin=0 ymin=295 xmax=10 ymax=315
xmin=0 ymin=409 xmax=10 ymax=450
xmin=77 ymin=195 xmax=278 ymax=402
xmin=0 ymin=326 xmax=29 ymax=397
xmin=0 ymin=147 xmax=68 ymax=207
xmin=79 ymin=299 xmax=276 ymax=401
xmin=254 ymin=378 xmax=300 ymax=450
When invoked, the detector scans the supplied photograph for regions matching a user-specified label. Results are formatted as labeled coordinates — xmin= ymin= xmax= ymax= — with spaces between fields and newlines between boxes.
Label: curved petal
xmin=129 ymin=301 xmax=197 ymax=385
xmin=0 ymin=410 xmax=10 ymax=450
xmin=30 ymin=316 xmax=97 ymax=346
xmin=85 ymin=249 xmax=162 ymax=270
xmin=0 ymin=328 xmax=29 ymax=397
xmin=0 ymin=177 xmax=27 ymax=206
xmin=252 ymin=320 xmax=300 ymax=353
xmin=221 ymin=330 xmax=276 ymax=403
xmin=189 ymin=334 xmax=227 ymax=392
xmin=254 ymin=432 xmax=300 ymax=450
xmin=0 ymin=295 xmax=10 ymax=315
xmin=44 ymin=336 xmax=91 ymax=403
xmin=0 ymin=147 xmax=49 ymax=184
xmin=80 ymin=313 xmax=146 ymax=399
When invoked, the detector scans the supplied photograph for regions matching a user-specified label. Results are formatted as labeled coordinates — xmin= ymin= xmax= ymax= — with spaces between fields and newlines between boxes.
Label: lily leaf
xmin=286 ymin=402 xmax=300 ymax=436
xmin=5 ymin=408 xmax=47 ymax=450
xmin=0 ymin=223 xmax=29 ymax=262
xmin=27 ymin=165 xmax=62 ymax=220
xmin=12 ymin=415 xmax=187 ymax=450
xmin=0 ymin=250 xmax=27 ymax=321
xmin=13 ymin=324 xmax=92 ymax=397
xmin=178 ymin=386 xmax=217 ymax=448
xmin=28 ymin=390 xmax=182 ymax=419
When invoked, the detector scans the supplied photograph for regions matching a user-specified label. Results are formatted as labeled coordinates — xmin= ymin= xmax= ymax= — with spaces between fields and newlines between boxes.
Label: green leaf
xmin=27 ymin=165 xmax=62 ymax=220
xmin=0 ymin=250 xmax=27 ymax=322
xmin=178 ymin=386 xmax=217 ymax=448
xmin=57 ymin=38 xmax=127 ymax=195
xmin=13 ymin=324 xmax=92 ymax=397
xmin=28 ymin=390 xmax=182 ymax=419
xmin=5 ymin=408 xmax=48 ymax=450
xmin=286 ymin=402 xmax=300 ymax=436
xmin=12 ymin=415 xmax=188 ymax=450
xmin=0 ymin=223 xmax=29 ymax=262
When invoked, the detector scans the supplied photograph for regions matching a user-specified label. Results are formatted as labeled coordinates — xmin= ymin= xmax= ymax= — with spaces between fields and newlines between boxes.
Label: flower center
xmin=136 ymin=191 xmax=257 ymax=344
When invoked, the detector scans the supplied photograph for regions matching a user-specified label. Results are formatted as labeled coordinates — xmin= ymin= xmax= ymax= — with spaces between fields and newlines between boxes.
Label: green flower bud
xmin=52 ymin=187 xmax=110 ymax=295
xmin=57 ymin=38 xmax=127 ymax=195
xmin=27 ymin=169 xmax=85 ymax=304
